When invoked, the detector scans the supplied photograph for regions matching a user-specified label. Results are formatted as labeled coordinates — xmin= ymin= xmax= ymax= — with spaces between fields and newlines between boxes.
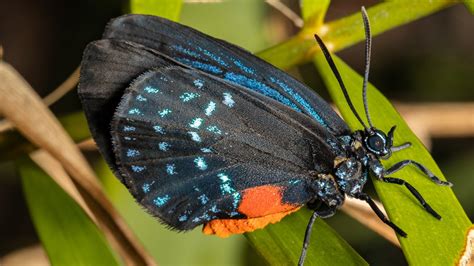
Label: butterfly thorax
xmin=332 ymin=131 xmax=370 ymax=197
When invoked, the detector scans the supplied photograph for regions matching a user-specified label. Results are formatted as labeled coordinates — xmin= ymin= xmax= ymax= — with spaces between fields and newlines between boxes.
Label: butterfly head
xmin=362 ymin=126 xmax=395 ymax=159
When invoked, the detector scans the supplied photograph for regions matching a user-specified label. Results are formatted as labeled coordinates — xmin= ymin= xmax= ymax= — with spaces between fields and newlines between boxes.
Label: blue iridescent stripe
xmin=175 ymin=58 xmax=222 ymax=74
xmin=270 ymin=77 xmax=329 ymax=128
xmin=223 ymin=72 xmax=301 ymax=112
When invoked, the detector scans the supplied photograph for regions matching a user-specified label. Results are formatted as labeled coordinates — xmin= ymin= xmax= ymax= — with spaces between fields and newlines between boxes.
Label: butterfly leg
xmin=355 ymin=193 xmax=407 ymax=237
xmin=381 ymin=177 xmax=441 ymax=219
xmin=391 ymin=142 xmax=411 ymax=153
xmin=298 ymin=211 xmax=319 ymax=266
xmin=385 ymin=160 xmax=452 ymax=186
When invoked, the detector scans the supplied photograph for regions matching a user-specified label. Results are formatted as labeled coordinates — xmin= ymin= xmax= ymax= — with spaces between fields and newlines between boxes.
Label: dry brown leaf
xmin=458 ymin=225 xmax=474 ymax=266
xmin=0 ymin=67 xmax=80 ymax=132
xmin=0 ymin=61 xmax=155 ymax=265
xmin=0 ymin=245 xmax=49 ymax=266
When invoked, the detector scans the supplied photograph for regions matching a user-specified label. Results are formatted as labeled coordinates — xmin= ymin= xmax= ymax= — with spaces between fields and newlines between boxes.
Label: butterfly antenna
xmin=361 ymin=6 xmax=374 ymax=130
xmin=314 ymin=34 xmax=369 ymax=131
xmin=298 ymin=211 xmax=319 ymax=266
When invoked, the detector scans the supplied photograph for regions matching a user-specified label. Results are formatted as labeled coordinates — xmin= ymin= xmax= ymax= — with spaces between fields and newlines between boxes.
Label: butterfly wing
xmin=110 ymin=66 xmax=338 ymax=230
xmin=102 ymin=15 xmax=350 ymax=136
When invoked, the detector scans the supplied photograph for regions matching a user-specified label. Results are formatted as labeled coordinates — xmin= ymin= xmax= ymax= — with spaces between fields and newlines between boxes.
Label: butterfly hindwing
xmin=111 ymin=66 xmax=336 ymax=230
xmin=103 ymin=15 xmax=350 ymax=136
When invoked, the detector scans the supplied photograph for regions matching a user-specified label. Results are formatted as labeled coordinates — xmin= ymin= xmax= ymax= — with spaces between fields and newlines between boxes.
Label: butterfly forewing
xmin=110 ymin=67 xmax=335 ymax=230
xmin=103 ymin=15 xmax=350 ymax=136
xmin=79 ymin=39 xmax=181 ymax=176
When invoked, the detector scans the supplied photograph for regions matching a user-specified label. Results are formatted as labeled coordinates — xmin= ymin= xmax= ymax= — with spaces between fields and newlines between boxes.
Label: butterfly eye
xmin=368 ymin=135 xmax=383 ymax=149
xmin=365 ymin=130 xmax=387 ymax=155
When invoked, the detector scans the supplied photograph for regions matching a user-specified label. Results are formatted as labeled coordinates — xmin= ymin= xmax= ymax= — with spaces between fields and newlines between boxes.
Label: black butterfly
xmin=78 ymin=7 xmax=451 ymax=265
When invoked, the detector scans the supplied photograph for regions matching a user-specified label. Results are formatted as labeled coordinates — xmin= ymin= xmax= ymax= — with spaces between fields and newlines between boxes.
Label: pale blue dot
xmin=231 ymin=192 xmax=241 ymax=208
xmin=166 ymin=164 xmax=177 ymax=175
xmin=153 ymin=125 xmax=165 ymax=134
xmin=158 ymin=109 xmax=172 ymax=118
xmin=201 ymin=147 xmax=212 ymax=153
xmin=180 ymin=92 xmax=200 ymax=102
xmin=221 ymin=183 xmax=233 ymax=194
xmin=128 ymin=108 xmax=142 ymax=115
xmin=136 ymin=94 xmax=147 ymax=101
xmin=159 ymin=142 xmax=170 ymax=151
xmin=188 ymin=132 xmax=201 ymax=142
xmin=194 ymin=157 xmax=207 ymax=170
xmin=153 ymin=195 xmax=170 ymax=207
xmin=124 ymin=136 xmax=135 ymax=141
xmin=178 ymin=215 xmax=188 ymax=222
xmin=198 ymin=194 xmax=209 ymax=205
xmin=126 ymin=149 xmax=140 ymax=157
xmin=144 ymin=86 xmax=159 ymax=94
xmin=222 ymin=92 xmax=235 ymax=107
xmin=289 ymin=180 xmax=301 ymax=185
xmin=131 ymin=165 xmax=146 ymax=173
xmin=210 ymin=205 xmax=219 ymax=213
xmin=204 ymin=101 xmax=216 ymax=116
xmin=193 ymin=79 xmax=204 ymax=89
xmin=218 ymin=173 xmax=230 ymax=182
xmin=194 ymin=187 xmax=200 ymax=192
xmin=206 ymin=125 xmax=222 ymax=135
xmin=189 ymin=117 xmax=204 ymax=129
xmin=142 ymin=183 xmax=152 ymax=193
xmin=123 ymin=126 xmax=136 ymax=132
xmin=192 ymin=217 xmax=201 ymax=223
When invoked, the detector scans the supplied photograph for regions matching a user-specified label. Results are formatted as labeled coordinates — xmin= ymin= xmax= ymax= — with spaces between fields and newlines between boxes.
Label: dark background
xmin=0 ymin=0 xmax=472 ymax=265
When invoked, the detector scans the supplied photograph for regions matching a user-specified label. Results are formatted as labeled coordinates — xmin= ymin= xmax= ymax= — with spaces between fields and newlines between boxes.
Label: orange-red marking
xmin=238 ymin=185 xmax=297 ymax=217
xmin=203 ymin=185 xmax=301 ymax=237
xmin=202 ymin=208 xmax=300 ymax=237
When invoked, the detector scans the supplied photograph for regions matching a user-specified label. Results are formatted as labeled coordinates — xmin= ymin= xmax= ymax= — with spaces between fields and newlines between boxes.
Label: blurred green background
xmin=0 ymin=0 xmax=472 ymax=265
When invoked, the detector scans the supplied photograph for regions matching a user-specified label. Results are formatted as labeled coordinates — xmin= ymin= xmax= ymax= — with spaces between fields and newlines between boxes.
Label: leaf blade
xmin=258 ymin=1 xmax=458 ymax=69
xmin=19 ymin=157 xmax=119 ymax=266
xmin=314 ymin=54 xmax=472 ymax=266
xmin=246 ymin=209 xmax=368 ymax=266
xmin=129 ymin=0 xmax=182 ymax=20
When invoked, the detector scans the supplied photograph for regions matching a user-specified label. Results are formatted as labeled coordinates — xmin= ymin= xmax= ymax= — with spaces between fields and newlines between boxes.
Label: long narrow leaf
xmin=246 ymin=209 xmax=368 ymax=266
xmin=129 ymin=0 xmax=182 ymax=19
xmin=314 ymin=54 xmax=472 ymax=265
xmin=259 ymin=1 xmax=458 ymax=69
xmin=19 ymin=157 xmax=119 ymax=266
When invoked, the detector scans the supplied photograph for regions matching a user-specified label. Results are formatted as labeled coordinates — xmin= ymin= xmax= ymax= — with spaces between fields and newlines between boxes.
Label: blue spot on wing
xmin=153 ymin=195 xmax=170 ymax=207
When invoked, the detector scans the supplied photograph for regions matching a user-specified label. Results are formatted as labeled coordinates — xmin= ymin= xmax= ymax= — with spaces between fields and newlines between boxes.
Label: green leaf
xmin=18 ymin=157 xmax=119 ymax=266
xmin=259 ymin=1 xmax=458 ymax=69
xmin=463 ymin=0 xmax=474 ymax=13
xmin=129 ymin=0 xmax=182 ymax=20
xmin=246 ymin=209 xmax=368 ymax=266
xmin=314 ymin=54 xmax=472 ymax=265
xmin=300 ymin=0 xmax=331 ymax=27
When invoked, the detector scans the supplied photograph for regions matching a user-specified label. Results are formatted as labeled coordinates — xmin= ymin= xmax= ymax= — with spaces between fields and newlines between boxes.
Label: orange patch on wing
xmin=202 ymin=207 xmax=300 ymax=237
xmin=238 ymin=185 xmax=296 ymax=217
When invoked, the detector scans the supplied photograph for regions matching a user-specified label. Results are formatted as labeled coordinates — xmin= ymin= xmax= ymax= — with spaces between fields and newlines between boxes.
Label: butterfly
xmin=78 ymin=7 xmax=451 ymax=265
